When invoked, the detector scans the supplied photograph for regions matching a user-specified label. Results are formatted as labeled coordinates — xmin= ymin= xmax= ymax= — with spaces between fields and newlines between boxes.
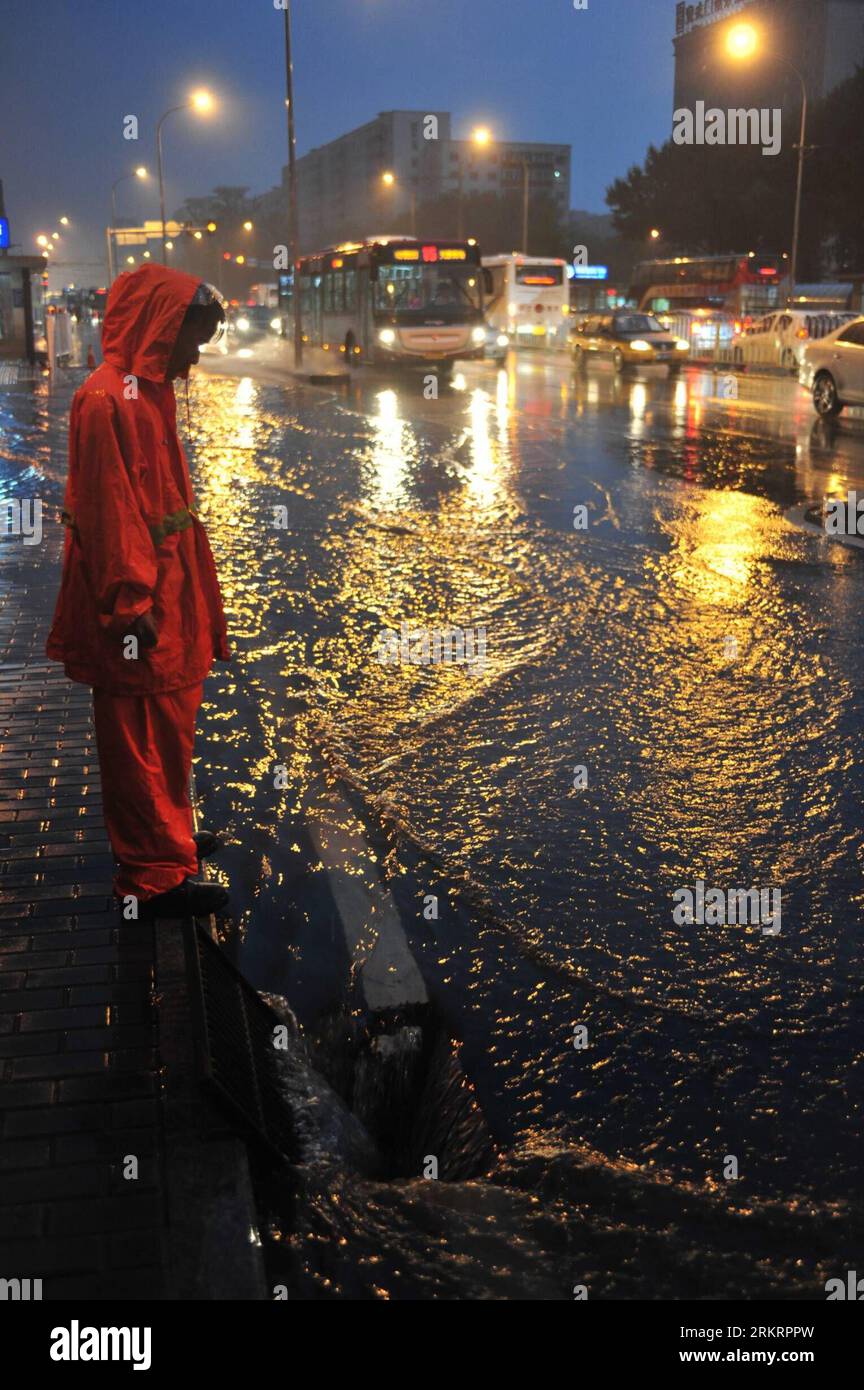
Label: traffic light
xmin=207 ymin=221 xmax=217 ymax=234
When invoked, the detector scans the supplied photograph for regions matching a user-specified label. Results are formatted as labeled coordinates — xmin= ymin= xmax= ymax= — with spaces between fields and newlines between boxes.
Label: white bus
xmin=281 ymin=236 xmax=487 ymax=368
xmin=482 ymin=254 xmax=570 ymax=348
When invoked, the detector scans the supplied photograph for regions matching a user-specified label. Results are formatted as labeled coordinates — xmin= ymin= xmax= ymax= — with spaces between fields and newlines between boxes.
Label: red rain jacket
xmin=47 ymin=264 xmax=230 ymax=695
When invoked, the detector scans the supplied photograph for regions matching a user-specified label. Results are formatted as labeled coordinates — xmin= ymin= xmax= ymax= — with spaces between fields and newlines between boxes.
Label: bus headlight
xmin=630 ymin=339 xmax=651 ymax=352
xmin=378 ymin=328 xmax=396 ymax=346
xmin=471 ymin=326 xmax=486 ymax=345
xmin=675 ymin=338 xmax=690 ymax=351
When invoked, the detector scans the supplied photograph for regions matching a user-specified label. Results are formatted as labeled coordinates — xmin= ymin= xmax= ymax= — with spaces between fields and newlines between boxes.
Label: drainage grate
xmin=184 ymin=922 xmax=296 ymax=1164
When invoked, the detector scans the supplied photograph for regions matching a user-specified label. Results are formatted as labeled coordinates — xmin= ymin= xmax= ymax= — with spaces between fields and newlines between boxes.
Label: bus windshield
xmin=375 ymin=264 xmax=482 ymax=321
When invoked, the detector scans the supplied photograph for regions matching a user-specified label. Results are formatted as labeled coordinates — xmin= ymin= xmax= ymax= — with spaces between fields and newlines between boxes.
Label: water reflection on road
xmin=139 ymin=352 xmax=853 ymax=1294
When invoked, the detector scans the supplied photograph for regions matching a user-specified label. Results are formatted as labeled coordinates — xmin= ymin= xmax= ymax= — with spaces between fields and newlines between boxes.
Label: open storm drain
xmin=184 ymin=922 xmax=296 ymax=1164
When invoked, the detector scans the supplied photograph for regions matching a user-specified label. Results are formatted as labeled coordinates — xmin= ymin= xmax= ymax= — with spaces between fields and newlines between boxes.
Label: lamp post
xmin=281 ymin=2 xmax=303 ymax=366
xmin=455 ymin=126 xmax=492 ymax=240
xmin=381 ymin=171 xmax=416 ymax=237
xmin=109 ymin=166 xmax=147 ymax=282
xmin=725 ymin=21 xmax=808 ymax=306
xmin=156 ymin=90 xmax=214 ymax=266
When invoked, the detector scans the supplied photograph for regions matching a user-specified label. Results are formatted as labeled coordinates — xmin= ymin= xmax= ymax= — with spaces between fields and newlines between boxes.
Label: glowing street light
xmin=59 ymin=216 xmax=69 ymax=227
xmin=36 ymin=234 xmax=48 ymax=247
xmin=724 ymin=21 xmax=807 ymax=302
xmin=725 ymin=21 xmax=759 ymax=60
xmin=157 ymin=89 xmax=217 ymax=263
xmin=381 ymin=171 xmax=395 ymax=187
xmin=650 ymin=228 xmax=661 ymax=240
xmin=243 ymin=219 xmax=253 ymax=230
xmin=472 ymin=125 xmax=492 ymax=147
xmin=108 ymin=166 xmax=149 ymax=280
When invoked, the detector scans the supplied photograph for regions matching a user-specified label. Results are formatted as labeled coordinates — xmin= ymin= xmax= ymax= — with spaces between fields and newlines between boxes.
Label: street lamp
xmin=281 ymin=1 xmax=303 ymax=366
xmin=380 ymin=170 xmax=416 ymax=235
xmin=724 ymin=21 xmax=808 ymax=304
xmin=457 ymin=126 xmax=494 ymax=239
xmin=109 ymin=166 xmax=148 ymax=281
xmin=156 ymin=90 xmax=215 ymax=264
xmin=650 ymin=227 xmax=661 ymax=240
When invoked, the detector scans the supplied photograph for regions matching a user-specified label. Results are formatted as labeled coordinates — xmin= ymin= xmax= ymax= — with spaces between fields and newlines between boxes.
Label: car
xmin=570 ymin=311 xmax=689 ymax=374
xmin=484 ymin=323 xmax=510 ymax=363
xmin=799 ymin=316 xmax=864 ymax=417
xmin=731 ymin=308 xmax=857 ymax=373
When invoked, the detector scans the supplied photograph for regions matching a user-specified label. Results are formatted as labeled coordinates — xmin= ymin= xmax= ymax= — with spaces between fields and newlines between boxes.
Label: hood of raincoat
xmin=101 ymin=263 xmax=202 ymax=384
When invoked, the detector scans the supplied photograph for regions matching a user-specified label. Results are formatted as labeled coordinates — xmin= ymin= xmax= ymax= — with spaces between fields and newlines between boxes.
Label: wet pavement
xmin=5 ymin=345 xmax=864 ymax=1296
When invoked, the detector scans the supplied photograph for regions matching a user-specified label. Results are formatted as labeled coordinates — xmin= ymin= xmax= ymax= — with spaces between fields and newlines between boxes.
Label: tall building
xmin=288 ymin=110 xmax=571 ymax=251
xmin=673 ymin=0 xmax=864 ymax=112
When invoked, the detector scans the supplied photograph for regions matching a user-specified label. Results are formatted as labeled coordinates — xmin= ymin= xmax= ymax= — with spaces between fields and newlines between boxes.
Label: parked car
xmin=799 ymin=317 xmax=864 ymax=416
xmin=571 ymin=311 xmax=689 ymax=374
xmin=732 ymin=309 xmax=858 ymax=373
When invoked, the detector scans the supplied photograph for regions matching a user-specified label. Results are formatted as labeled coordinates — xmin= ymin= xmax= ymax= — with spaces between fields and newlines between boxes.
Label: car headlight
xmin=270 ymin=318 xmax=281 ymax=332
xmin=378 ymin=328 xmax=396 ymax=346
xmin=630 ymin=339 xmax=651 ymax=352
xmin=675 ymin=339 xmax=690 ymax=351
xmin=471 ymin=326 xmax=486 ymax=345
xmin=496 ymin=334 xmax=509 ymax=348
xmin=236 ymin=317 xmax=250 ymax=332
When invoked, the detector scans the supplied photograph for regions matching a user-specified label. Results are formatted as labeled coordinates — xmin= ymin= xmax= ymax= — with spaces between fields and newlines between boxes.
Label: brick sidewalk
xmin=0 ymin=416 xmax=264 ymax=1300
xmin=0 ymin=526 xmax=170 ymax=1297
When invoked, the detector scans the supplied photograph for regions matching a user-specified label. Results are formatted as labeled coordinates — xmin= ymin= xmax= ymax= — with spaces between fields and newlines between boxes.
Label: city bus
xmin=281 ymin=236 xmax=487 ymax=368
xmin=628 ymin=253 xmax=785 ymax=353
xmin=482 ymin=253 xmax=570 ymax=348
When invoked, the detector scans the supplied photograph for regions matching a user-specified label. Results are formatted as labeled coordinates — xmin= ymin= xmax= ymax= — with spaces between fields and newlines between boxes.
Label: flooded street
xmin=6 ymin=349 xmax=864 ymax=1296
xmin=187 ymin=352 xmax=864 ymax=1207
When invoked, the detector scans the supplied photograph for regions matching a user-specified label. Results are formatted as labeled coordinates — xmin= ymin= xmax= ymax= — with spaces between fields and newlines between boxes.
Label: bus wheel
xmin=813 ymin=372 xmax=843 ymax=418
xmin=345 ymin=332 xmax=359 ymax=364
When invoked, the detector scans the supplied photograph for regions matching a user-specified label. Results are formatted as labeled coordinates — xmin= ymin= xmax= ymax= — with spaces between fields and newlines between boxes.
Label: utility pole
xmin=283 ymin=3 xmax=303 ymax=365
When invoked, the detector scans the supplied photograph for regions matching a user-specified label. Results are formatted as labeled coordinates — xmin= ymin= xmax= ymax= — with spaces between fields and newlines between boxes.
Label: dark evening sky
xmin=0 ymin=0 xmax=674 ymax=268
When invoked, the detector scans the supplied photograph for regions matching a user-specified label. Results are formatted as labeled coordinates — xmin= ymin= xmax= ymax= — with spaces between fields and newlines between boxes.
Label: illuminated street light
xmin=36 ymin=234 xmax=48 ymax=247
xmin=725 ymin=23 xmax=807 ymax=302
xmin=243 ymin=219 xmax=253 ymax=230
xmin=725 ymin=21 xmax=759 ymax=59
xmin=59 ymin=216 xmax=69 ymax=226
xmin=157 ymin=89 xmax=217 ymax=263
xmin=126 ymin=255 xmax=135 ymax=265
xmin=472 ymin=126 xmax=492 ymax=147
xmin=109 ymin=166 xmax=150 ymax=281
xmin=51 ymin=232 xmax=60 ymax=240
xmin=650 ymin=228 xmax=661 ymax=240
xmin=165 ymin=240 xmax=174 ymax=251
xmin=193 ymin=230 xmax=203 ymax=239
xmin=381 ymin=171 xmax=395 ymax=187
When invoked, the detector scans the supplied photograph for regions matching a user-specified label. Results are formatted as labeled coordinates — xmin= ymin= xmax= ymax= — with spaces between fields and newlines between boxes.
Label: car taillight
xmin=796 ymin=327 xmax=808 ymax=338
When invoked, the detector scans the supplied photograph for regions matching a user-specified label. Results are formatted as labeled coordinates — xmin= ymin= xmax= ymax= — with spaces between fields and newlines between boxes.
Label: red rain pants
xmin=92 ymin=682 xmax=203 ymax=901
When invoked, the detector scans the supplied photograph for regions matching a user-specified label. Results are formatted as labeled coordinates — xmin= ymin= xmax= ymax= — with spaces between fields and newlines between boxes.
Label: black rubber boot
xmin=140 ymin=877 xmax=229 ymax=919
xmin=193 ymin=830 xmax=223 ymax=860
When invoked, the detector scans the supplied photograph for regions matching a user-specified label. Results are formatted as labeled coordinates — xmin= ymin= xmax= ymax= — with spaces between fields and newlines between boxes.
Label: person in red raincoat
xmin=47 ymin=264 xmax=231 ymax=919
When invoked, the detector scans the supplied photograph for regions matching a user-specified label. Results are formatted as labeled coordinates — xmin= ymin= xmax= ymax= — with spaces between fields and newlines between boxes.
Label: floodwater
xmin=6 ymin=347 xmax=864 ymax=1297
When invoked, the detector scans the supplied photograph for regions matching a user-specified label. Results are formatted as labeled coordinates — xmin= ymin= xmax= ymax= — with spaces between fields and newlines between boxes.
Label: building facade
xmin=289 ymin=110 xmax=571 ymax=252
xmin=673 ymin=0 xmax=864 ymax=112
